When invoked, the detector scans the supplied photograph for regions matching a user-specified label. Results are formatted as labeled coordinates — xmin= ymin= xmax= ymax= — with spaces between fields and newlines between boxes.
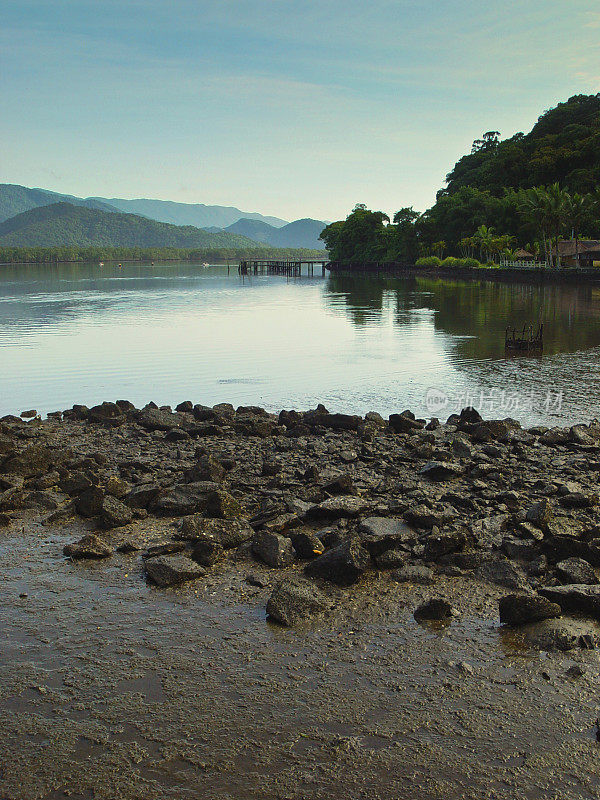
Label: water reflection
xmin=325 ymin=275 xmax=600 ymax=358
xmin=0 ymin=262 xmax=599 ymax=424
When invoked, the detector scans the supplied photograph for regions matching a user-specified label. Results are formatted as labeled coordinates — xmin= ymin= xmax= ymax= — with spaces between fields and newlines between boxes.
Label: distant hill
xmin=0 ymin=203 xmax=270 ymax=249
xmin=89 ymin=197 xmax=288 ymax=229
xmin=224 ymin=217 xmax=327 ymax=249
xmin=0 ymin=184 xmax=118 ymax=224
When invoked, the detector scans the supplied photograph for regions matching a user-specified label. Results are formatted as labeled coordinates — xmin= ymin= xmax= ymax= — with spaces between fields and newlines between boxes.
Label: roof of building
xmin=514 ymin=248 xmax=535 ymax=258
xmin=558 ymin=240 xmax=600 ymax=257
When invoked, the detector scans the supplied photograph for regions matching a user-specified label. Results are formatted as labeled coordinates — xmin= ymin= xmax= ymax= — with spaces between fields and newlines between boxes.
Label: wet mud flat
xmin=2 ymin=400 xmax=600 ymax=798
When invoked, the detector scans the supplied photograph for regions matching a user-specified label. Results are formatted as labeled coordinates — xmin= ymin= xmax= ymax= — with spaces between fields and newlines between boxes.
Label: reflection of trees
xmin=324 ymin=274 xmax=600 ymax=357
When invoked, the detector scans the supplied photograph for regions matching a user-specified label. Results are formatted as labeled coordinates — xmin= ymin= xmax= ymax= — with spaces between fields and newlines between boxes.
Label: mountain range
xmin=0 ymin=203 xmax=270 ymax=249
xmin=0 ymin=184 xmax=327 ymax=249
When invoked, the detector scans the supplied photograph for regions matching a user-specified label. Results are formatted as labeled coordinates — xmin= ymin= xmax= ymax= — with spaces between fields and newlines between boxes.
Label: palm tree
xmin=473 ymin=225 xmax=495 ymax=262
xmin=563 ymin=192 xmax=596 ymax=267
xmin=544 ymin=183 xmax=569 ymax=268
xmin=431 ymin=241 xmax=446 ymax=259
xmin=518 ymin=188 xmax=557 ymax=267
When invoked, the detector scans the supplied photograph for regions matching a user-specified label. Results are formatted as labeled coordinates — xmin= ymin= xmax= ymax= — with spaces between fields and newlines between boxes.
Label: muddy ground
xmin=2 ymin=401 xmax=600 ymax=798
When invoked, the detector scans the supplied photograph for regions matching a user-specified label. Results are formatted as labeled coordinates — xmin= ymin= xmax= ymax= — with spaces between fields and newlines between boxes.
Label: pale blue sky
xmin=2 ymin=0 xmax=600 ymax=220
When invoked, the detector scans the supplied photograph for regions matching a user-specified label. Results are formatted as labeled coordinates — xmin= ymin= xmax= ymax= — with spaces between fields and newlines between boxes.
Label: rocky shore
xmin=3 ymin=399 xmax=600 ymax=650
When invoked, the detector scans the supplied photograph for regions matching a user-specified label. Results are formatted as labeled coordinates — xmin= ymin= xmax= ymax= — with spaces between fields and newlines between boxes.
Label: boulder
xmin=185 ymin=455 xmax=226 ymax=483
xmin=1 ymin=445 xmax=52 ymax=477
xmin=178 ymin=517 xmax=254 ymax=549
xmin=291 ymin=530 xmax=325 ymax=559
xmin=252 ymin=531 xmax=295 ymax=568
xmin=152 ymin=482 xmax=218 ymax=516
xmin=424 ymin=530 xmax=466 ymax=561
xmin=414 ymin=598 xmax=456 ymax=621
xmin=191 ymin=537 xmax=224 ymax=567
xmin=474 ymin=558 xmax=531 ymax=591
xmin=304 ymin=537 xmax=370 ymax=586
xmin=88 ymin=402 xmax=125 ymax=426
xmin=498 ymin=594 xmax=561 ymax=626
xmin=144 ymin=554 xmax=206 ymax=587
xmin=126 ymin=483 xmax=160 ymax=509
xmin=389 ymin=413 xmax=424 ymax=434
xmin=101 ymin=495 xmax=134 ymax=529
xmin=560 ymin=492 xmax=598 ymax=509
xmin=358 ymin=516 xmax=416 ymax=555
xmin=138 ymin=407 xmax=181 ymax=431
xmin=556 ymin=557 xmax=598 ymax=585
xmin=518 ymin=617 xmax=600 ymax=651
xmin=419 ymin=461 xmax=464 ymax=481
xmin=374 ymin=549 xmax=406 ymax=569
xmin=76 ymin=487 xmax=104 ymax=517
xmin=539 ymin=584 xmax=600 ymax=619
xmin=205 ymin=490 xmax=243 ymax=519
xmin=64 ymin=534 xmax=112 ymax=559
xmin=266 ymin=578 xmax=331 ymax=626
xmin=307 ymin=496 xmax=367 ymax=520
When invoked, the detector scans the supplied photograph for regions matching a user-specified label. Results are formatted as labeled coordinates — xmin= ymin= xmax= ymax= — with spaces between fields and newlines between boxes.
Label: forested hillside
xmin=0 ymin=203 xmax=268 ymax=249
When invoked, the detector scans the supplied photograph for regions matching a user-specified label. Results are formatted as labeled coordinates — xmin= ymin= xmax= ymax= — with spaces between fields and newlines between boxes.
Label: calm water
xmin=1 ymin=261 xmax=600 ymax=426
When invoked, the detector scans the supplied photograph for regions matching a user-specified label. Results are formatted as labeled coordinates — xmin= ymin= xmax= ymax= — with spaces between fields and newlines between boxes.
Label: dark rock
xmin=424 ymin=529 xmax=466 ymax=560
xmin=252 ymin=531 xmax=295 ymax=568
xmin=499 ymin=594 xmax=561 ymax=625
xmin=305 ymin=536 xmax=370 ymax=586
xmin=76 ymin=487 xmax=104 ymax=517
xmin=358 ymin=516 xmax=416 ymax=555
xmin=205 ymin=489 xmax=243 ymax=519
xmin=88 ymin=402 xmax=125 ymax=426
xmin=471 ymin=420 xmax=512 ymax=442
xmin=322 ymin=473 xmax=356 ymax=495
xmin=459 ymin=407 xmax=482 ymax=424
xmin=560 ymin=492 xmax=598 ymax=509
xmin=126 ymin=483 xmax=160 ymax=509
xmin=101 ymin=495 xmax=134 ymax=529
xmin=186 ymin=455 xmax=226 ymax=483
xmin=191 ymin=537 xmax=224 ymax=567
xmin=539 ymin=584 xmax=600 ymax=618
xmin=266 ymin=577 xmax=331 ymax=626
xmin=291 ymin=530 xmax=325 ymax=559
xmin=152 ymin=482 xmax=218 ymax=516
xmin=64 ymin=534 xmax=112 ymax=559
xmin=391 ymin=564 xmax=434 ymax=584
xmin=525 ymin=499 xmax=554 ymax=532
xmin=474 ymin=558 xmax=531 ymax=591
xmin=374 ymin=549 xmax=406 ymax=569
xmin=389 ymin=413 xmax=424 ymax=434
xmin=20 ymin=409 xmax=37 ymax=419
xmin=261 ymin=458 xmax=282 ymax=477
xmin=414 ymin=598 xmax=455 ymax=621
xmin=175 ymin=400 xmax=193 ymax=412
xmin=556 ymin=557 xmax=598 ymax=585
xmin=138 ymin=407 xmax=181 ymax=431
xmin=144 ymin=554 xmax=206 ymax=587
xmin=419 ymin=461 xmax=464 ymax=481
xmin=142 ymin=542 xmax=186 ymax=559
xmin=307 ymin=496 xmax=367 ymax=519
xmin=2 ymin=445 xmax=52 ymax=477
xmin=178 ymin=517 xmax=254 ymax=548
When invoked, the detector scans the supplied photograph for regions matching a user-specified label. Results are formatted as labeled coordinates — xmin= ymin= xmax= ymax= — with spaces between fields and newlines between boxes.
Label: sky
xmin=2 ymin=0 xmax=600 ymax=222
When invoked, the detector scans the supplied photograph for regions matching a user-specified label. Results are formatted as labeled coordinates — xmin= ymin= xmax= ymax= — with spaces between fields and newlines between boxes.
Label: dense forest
xmin=0 ymin=244 xmax=325 ymax=265
xmin=321 ymin=94 xmax=600 ymax=265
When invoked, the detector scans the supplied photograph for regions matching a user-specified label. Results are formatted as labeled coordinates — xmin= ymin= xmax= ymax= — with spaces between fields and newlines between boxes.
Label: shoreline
xmin=2 ymin=398 xmax=600 ymax=639
xmin=328 ymin=262 xmax=600 ymax=285
xmin=3 ymin=398 xmax=600 ymax=797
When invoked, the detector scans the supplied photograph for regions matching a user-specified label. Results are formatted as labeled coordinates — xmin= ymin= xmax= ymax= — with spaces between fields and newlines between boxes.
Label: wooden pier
xmin=238 ymin=259 xmax=329 ymax=277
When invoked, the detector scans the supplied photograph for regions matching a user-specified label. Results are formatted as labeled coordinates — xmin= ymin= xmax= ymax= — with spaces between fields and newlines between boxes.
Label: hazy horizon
xmin=3 ymin=0 xmax=600 ymax=221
